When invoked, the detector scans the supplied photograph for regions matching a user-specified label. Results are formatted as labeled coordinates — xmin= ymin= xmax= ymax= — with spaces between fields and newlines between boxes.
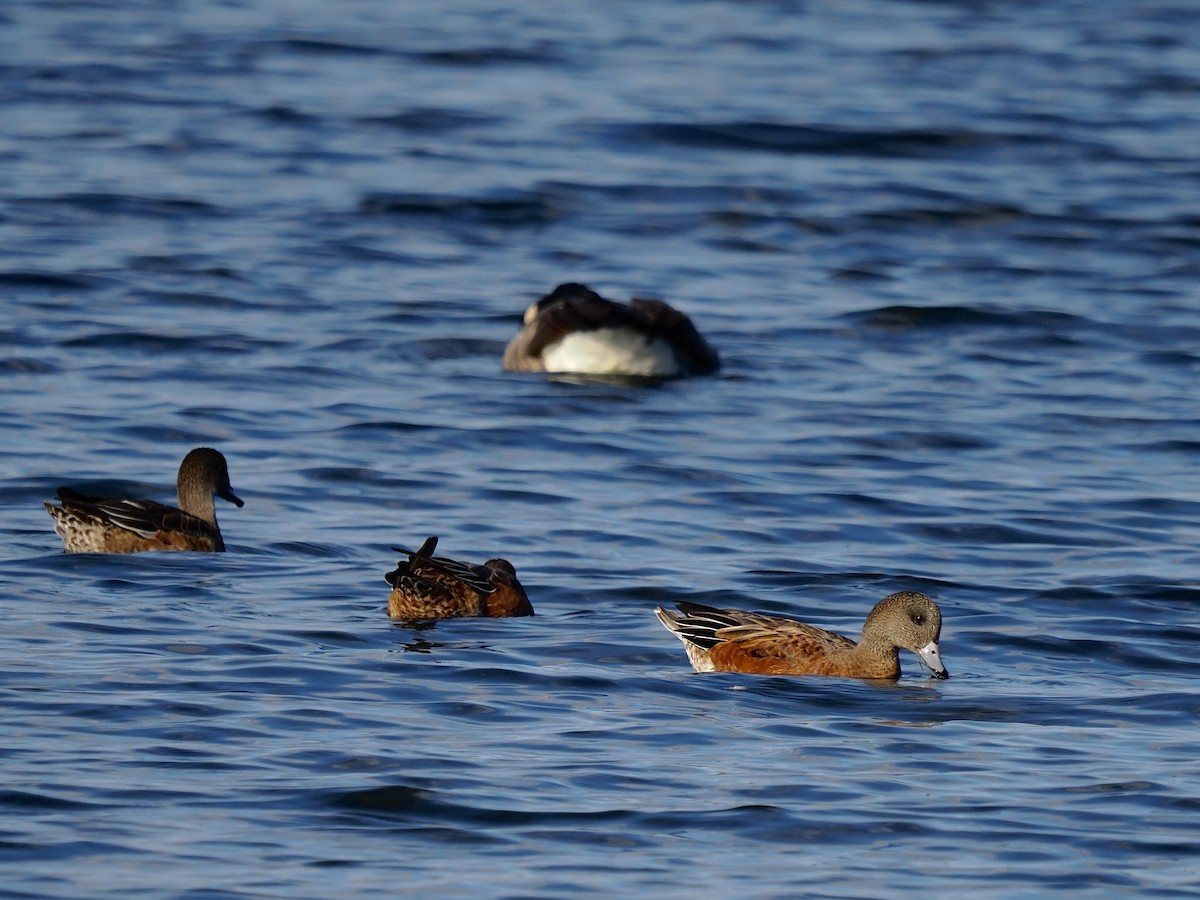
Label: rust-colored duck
xmin=656 ymin=592 xmax=948 ymax=680
xmin=385 ymin=536 xmax=533 ymax=620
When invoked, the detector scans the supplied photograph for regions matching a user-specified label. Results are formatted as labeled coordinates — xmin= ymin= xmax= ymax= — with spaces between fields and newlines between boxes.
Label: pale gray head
xmin=861 ymin=591 xmax=948 ymax=679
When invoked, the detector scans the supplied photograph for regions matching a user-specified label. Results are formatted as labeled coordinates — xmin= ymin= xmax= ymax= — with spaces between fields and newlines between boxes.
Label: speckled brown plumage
xmin=44 ymin=447 xmax=244 ymax=553
xmin=385 ymin=536 xmax=533 ymax=620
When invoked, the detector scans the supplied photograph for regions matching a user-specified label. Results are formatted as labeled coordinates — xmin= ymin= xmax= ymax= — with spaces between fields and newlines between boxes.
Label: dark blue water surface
xmin=3 ymin=1 xmax=1200 ymax=896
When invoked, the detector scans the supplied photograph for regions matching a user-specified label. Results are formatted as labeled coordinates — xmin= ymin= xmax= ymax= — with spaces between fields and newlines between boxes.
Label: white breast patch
xmin=541 ymin=328 xmax=681 ymax=377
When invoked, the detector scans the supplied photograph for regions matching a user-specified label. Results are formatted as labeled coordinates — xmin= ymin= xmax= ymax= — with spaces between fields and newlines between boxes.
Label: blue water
xmin=3 ymin=0 xmax=1200 ymax=896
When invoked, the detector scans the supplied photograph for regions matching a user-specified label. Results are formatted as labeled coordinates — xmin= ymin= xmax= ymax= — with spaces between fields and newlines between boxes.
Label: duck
xmin=386 ymin=536 xmax=533 ymax=619
xmin=655 ymin=591 xmax=948 ymax=680
xmin=502 ymin=282 xmax=720 ymax=378
xmin=45 ymin=447 xmax=244 ymax=553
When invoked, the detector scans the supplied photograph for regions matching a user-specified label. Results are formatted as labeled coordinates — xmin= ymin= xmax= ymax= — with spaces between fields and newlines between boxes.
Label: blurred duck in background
xmin=502 ymin=282 xmax=720 ymax=379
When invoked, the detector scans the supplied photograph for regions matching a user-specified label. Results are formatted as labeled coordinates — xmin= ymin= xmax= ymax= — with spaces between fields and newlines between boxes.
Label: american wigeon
xmin=655 ymin=592 xmax=948 ymax=680
xmin=385 ymin=536 xmax=533 ymax=619
xmin=502 ymin=282 xmax=720 ymax=378
xmin=45 ymin=447 xmax=243 ymax=553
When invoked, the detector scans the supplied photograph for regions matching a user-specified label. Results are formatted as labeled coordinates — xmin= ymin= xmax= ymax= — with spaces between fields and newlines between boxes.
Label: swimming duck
xmin=45 ymin=447 xmax=244 ymax=553
xmin=502 ymin=282 xmax=720 ymax=378
xmin=655 ymin=591 xmax=948 ymax=679
xmin=386 ymin=536 xmax=533 ymax=619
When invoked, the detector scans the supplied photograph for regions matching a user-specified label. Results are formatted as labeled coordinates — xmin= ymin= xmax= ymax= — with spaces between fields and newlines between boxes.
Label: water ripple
xmin=3 ymin=0 xmax=1199 ymax=895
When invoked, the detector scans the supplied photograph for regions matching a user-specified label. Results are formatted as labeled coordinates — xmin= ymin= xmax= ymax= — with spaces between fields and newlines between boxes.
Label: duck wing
xmin=628 ymin=298 xmax=720 ymax=375
xmin=55 ymin=487 xmax=217 ymax=541
xmin=387 ymin=537 xmax=497 ymax=595
xmin=669 ymin=601 xmax=856 ymax=665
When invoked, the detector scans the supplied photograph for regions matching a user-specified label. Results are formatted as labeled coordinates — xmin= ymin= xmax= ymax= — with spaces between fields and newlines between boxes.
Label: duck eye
xmin=912 ymin=614 xmax=925 ymax=625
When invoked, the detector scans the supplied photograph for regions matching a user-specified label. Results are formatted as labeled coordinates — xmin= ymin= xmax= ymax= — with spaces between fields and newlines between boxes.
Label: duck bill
xmin=219 ymin=487 xmax=245 ymax=508
xmin=918 ymin=641 xmax=949 ymax=679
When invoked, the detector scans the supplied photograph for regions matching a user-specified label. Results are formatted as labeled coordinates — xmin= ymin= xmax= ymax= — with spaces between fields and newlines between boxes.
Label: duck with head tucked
xmin=45 ymin=447 xmax=244 ymax=553
xmin=386 ymin=536 xmax=533 ymax=620
xmin=656 ymin=591 xmax=948 ymax=680
xmin=502 ymin=282 xmax=720 ymax=379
